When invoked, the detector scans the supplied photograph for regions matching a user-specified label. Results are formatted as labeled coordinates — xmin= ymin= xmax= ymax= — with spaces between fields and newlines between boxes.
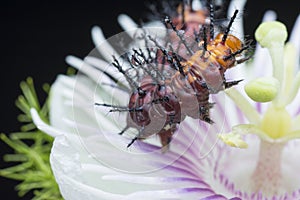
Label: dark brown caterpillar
xmin=96 ymin=2 xmax=250 ymax=150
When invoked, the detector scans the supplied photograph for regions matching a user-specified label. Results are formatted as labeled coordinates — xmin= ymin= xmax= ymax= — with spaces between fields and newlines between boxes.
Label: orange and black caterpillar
xmin=96 ymin=2 xmax=250 ymax=149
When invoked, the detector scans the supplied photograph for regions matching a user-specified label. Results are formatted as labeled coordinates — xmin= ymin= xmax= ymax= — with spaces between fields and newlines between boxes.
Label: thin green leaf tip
xmin=0 ymin=77 xmax=62 ymax=200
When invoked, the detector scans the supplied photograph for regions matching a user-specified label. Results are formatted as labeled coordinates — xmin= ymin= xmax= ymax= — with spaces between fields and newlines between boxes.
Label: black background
xmin=0 ymin=1 xmax=298 ymax=199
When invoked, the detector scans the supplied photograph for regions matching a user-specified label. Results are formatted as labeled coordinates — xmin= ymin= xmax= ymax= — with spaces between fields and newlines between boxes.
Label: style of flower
xmin=31 ymin=1 xmax=300 ymax=200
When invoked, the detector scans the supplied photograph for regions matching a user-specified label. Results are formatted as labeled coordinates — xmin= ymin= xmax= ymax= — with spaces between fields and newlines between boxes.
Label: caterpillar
xmin=96 ymin=1 xmax=250 ymax=150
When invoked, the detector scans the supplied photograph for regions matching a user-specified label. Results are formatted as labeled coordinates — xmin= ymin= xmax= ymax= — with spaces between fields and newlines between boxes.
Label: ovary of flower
xmin=261 ymin=105 xmax=292 ymax=139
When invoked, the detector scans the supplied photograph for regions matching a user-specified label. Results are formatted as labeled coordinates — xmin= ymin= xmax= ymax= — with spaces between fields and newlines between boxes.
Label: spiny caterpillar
xmin=96 ymin=1 xmax=250 ymax=150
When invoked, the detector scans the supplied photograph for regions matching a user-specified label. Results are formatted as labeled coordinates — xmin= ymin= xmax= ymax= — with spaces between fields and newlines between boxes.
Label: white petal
xmin=118 ymin=14 xmax=138 ymax=38
xmin=192 ymin=0 xmax=203 ymax=10
xmin=30 ymin=108 xmax=64 ymax=137
xmin=227 ymin=0 xmax=247 ymax=40
xmin=66 ymin=55 xmax=107 ymax=84
xmin=251 ymin=10 xmax=277 ymax=78
xmin=261 ymin=10 xmax=277 ymax=22
xmin=48 ymin=75 xmax=75 ymax=131
xmin=49 ymin=73 xmax=122 ymax=134
xmin=118 ymin=14 xmax=165 ymax=40
xmin=84 ymin=56 xmax=131 ymax=90
xmin=50 ymin=131 xmax=205 ymax=198
xmin=91 ymin=26 xmax=120 ymax=62
xmin=289 ymin=15 xmax=300 ymax=69
xmin=225 ymin=2 xmax=254 ymax=92
xmin=142 ymin=22 xmax=166 ymax=38
xmin=50 ymin=135 xmax=125 ymax=200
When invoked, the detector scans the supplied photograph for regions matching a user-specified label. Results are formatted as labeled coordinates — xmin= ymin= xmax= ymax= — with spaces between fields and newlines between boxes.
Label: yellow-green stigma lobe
xmin=255 ymin=21 xmax=287 ymax=48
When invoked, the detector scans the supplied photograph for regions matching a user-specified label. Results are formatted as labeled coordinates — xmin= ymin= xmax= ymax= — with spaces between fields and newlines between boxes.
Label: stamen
xmin=255 ymin=21 xmax=288 ymax=107
xmin=269 ymin=44 xmax=285 ymax=106
xmin=292 ymin=115 xmax=300 ymax=130
xmin=283 ymin=43 xmax=300 ymax=105
xmin=218 ymin=132 xmax=248 ymax=148
xmin=225 ymin=88 xmax=261 ymax=124
xmin=244 ymin=77 xmax=280 ymax=103
xmin=284 ymin=71 xmax=300 ymax=105
xmin=219 ymin=124 xmax=275 ymax=146
xmin=282 ymin=44 xmax=296 ymax=96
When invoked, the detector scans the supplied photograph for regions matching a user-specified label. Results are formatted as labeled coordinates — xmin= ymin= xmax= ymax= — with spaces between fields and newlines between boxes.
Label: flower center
xmin=260 ymin=106 xmax=292 ymax=139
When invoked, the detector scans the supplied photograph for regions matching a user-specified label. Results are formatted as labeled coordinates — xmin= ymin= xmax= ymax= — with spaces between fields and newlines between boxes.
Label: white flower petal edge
xmin=289 ymin=15 xmax=300 ymax=68
xmin=32 ymin=107 xmax=240 ymax=200
xmin=117 ymin=14 xmax=165 ymax=39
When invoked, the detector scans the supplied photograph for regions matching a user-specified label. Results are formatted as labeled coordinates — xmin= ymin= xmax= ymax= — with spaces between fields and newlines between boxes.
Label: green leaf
xmin=0 ymin=78 xmax=62 ymax=199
